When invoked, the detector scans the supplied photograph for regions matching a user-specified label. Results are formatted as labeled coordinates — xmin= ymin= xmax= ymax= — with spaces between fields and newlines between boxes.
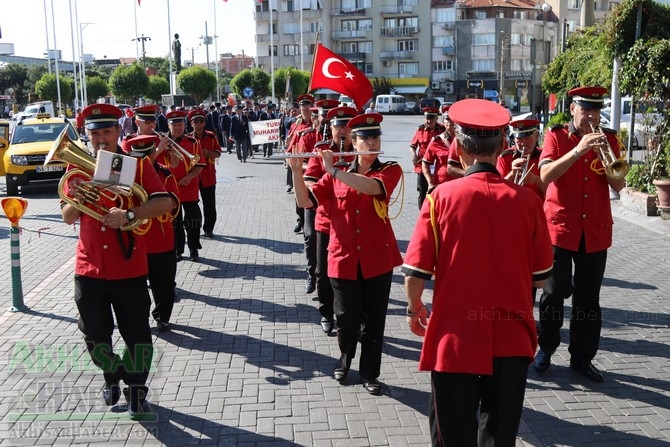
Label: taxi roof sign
xmin=35 ymin=113 xmax=52 ymax=119
xmin=2 ymin=197 xmax=28 ymax=225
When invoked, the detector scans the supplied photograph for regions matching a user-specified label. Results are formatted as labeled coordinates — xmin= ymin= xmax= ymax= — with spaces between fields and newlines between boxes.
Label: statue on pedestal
xmin=172 ymin=33 xmax=182 ymax=73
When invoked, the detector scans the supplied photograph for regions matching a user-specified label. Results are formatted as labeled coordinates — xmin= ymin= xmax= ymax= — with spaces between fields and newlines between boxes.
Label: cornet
xmin=513 ymin=152 xmax=535 ymax=185
xmin=588 ymin=121 xmax=630 ymax=179
xmin=153 ymin=130 xmax=200 ymax=171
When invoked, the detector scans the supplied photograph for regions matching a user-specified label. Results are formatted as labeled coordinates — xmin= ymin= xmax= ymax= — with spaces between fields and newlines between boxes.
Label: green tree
xmin=86 ymin=76 xmax=110 ymax=103
xmin=35 ymin=73 xmax=74 ymax=110
xmin=0 ymin=63 xmax=29 ymax=106
xmin=144 ymin=56 xmax=171 ymax=82
xmin=372 ymin=77 xmax=393 ymax=97
xmin=177 ymin=66 xmax=217 ymax=103
xmin=146 ymin=75 xmax=170 ymax=103
xmin=109 ymin=63 xmax=149 ymax=103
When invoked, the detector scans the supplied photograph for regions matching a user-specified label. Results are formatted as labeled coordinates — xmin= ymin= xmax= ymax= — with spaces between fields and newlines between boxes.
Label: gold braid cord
xmin=373 ymin=165 xmax=404 ymax=222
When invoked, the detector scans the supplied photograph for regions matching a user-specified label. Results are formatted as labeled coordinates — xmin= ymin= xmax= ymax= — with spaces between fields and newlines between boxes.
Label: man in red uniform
xmin=496 ymin=118 xmax=546 ymax=200
xmin=421 ymin=104 xmax=457 ymax=192
xmin=61 ymin=104 xmax=172 ymax=419
xmin=534 ymin=86 xmax=626 ymax=382
xmin=402 ymin=98 xmax=554 ymax=446
xmin=126 ymin=135 xmax=180 ymax=333
xmin=410 ymin=107 xmax=445 ymax=209
xmin=163 ymin=110 xmax=205 ymax=262
xmin=290 ymin=113 xmax=403 ymax=396
xmin=303 ymin=106 xmax=357 ymax=334
xmin=188 ymin=109 xmax=221 ymax=238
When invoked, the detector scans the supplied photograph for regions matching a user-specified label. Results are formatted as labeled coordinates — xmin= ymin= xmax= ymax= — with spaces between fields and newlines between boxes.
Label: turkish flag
xmin=309 ymin=44 xmax=372 ymax=111
xmin=137 ymin=0 xmax=141 ymax=5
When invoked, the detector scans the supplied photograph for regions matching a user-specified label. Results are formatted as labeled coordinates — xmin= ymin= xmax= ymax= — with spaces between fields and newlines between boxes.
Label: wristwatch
xmin=407 ymin=304 xmax=424 ymax=317
xmin=125 ymin=209 xmax=136 ymax=222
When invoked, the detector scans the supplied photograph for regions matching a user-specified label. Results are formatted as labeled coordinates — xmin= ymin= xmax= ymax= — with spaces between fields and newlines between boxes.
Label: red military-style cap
xmin=188 ymin=109 xmax=207 ymax=122
xmin=568 ymin=86 xmax=608 ymax=110
xmin=133 ymin=104 xmax=160 ymax=121
xmin=347 ymin=112 xmax=383 ymax=137
xmin=509 ymin=118 xmax=541 ymax=138
xmin=126 ymin=134 xmax=159 ymax=158
xmin=297 ymin=94 xmax=315 ymax=105
xmin=166 ymin=110 xmax=188 ymax=122
xmin=327 ymin=106 xmax=358 ymax=127
xmin=315 ymin=99 xmax=340 ymax=117
xmin=81 ymin=103 xmax=123 ymax=130
xmin=423 ymin=107 xmax=439 ymax=117
xmin=440 ymin=104 xmax=451 ymax=114
xmin=449 ymin=99 xmax=510 ymax=137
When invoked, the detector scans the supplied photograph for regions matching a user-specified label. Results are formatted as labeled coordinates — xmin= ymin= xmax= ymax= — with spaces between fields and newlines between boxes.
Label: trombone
xmin=153 ymin=130 xmax=200 ymax=171
xmin=587 ymin=121 xmax=630 ymax=179
xmin=270 ymin=150 xmax=383 ymax=159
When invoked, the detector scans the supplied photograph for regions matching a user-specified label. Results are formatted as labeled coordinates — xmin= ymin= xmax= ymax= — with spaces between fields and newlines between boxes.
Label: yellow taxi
xmin=1 ymin=114 xmax=85 ymax=195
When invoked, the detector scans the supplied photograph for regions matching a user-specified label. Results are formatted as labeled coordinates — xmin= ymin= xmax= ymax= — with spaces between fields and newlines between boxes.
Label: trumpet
xmin=588 ymin=121 xmax=630 ymax=179
xmin=514 ymin=152 xmax=535 ymax=185
xmin=153 ymin=130 xmax=200 ymax=171
xmin=270 ymin=150 xmax=383 ymax=159
xmin=45 ymin=128 xmax=150 ymax=233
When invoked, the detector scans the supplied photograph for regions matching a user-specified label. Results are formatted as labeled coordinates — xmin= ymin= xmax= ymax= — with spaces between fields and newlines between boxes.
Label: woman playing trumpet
xmin=496 ymin=118 xmax=546 ymax=200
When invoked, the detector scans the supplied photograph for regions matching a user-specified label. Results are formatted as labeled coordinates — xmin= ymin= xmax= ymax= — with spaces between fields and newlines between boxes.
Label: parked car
xmin=338 ymin=95 xmax=355 ymax=108
xmin=12 ymin=101 xmax=55 ymax=122
xmin=405 ymin=101 xmax=421 ymax=115
xmin=1 ymin=113 xmax=85 ymax=195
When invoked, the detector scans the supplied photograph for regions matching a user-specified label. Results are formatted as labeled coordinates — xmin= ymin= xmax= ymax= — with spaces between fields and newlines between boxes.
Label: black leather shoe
xmin=305 ymin=276 xmax=316 ymax=294
xmin=203 ymin=232 xmax=214 ymax=239
xmin=176 ymin=253 xmax=183 ymax=262
xmin=190 ymin=249 xmax=199 ymax=262
xmin=533 ymin=349 xmax=552 ymax=373
xmin=103 ymin=382 xmax=120 ymax=406
xmin=320 ymin=317 xmax=334 ymax=334
xmin=157 ymin=320 xmax=171 ymax=332
xmin=293 ymin=223 xmax=302 ymax=233
xmin=570 ymin=361 xmax=604 ymax=383
xmin=334 ymin=356 xmax=350 ymax=382
xmin=361 ymin=378 xmax=382 ymax=395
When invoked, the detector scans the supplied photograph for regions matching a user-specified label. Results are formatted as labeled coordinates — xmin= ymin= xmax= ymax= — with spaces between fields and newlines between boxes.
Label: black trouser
xmin=538 ymin=236 xmax=607 ymax=363
xmin=286 ymin=164 xmax=294 ymax=188
xmin=235 ymin=139 xmax=247 ymax=161
xmin=330 ymin=267 xmax=392 ymax=380
xmin=175 ymin=201 xmax=202 ymax=254
xmin=316 ymin=230 xmax=334 ymax=320
xmin=148 ymin=250 xmax=176 ymax=323
xmin=199 ymin=184 xmax=217 ymax=235
xmin=417 ymin=172 xmax=428 ymax=210
xmin=304 ymin=208 xmax=317 ymax=279
xmin=429 ymin=357 xmax=529 ymax=447
xmin=223 ymin=132 xmax=232 ymax=153
xmin=74 ymin=275 xmax=153 ymax=392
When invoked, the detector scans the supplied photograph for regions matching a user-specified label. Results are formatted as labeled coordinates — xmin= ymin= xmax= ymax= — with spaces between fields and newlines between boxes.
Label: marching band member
xmin=410 ymin=107 xmax=445 ymax=209
xmin=188 ymin=109 xmax=221 ymax=238
xmin=421 ymin=104 xmax=457 ymax=193
xmin=126 ymin=135 xmax=180 ymax=333
xmin=303 ymin=106 xmax=358 ymax=334
xmin=496 ymin=118 xmax=546 ymax=199
xmin=289 ymin=113 xmax=403 ymax=395
xmin=402 ymin=99 xmax=553 ymax=445
xmin=61 ymin=104 xmax=172 ymax=419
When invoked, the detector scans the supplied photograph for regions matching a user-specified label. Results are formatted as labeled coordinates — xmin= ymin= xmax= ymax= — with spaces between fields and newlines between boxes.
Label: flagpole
xmin=167 ymin=0 xmax=174 ymax=95
xmin=68 ymin=0 xmax=79 ymax=111
xmin=213 ymin=0 xmax=220 ymax=101
xmin=50 ymin=0 xmax=62 ymax=115
xmin=299 ymin=1 xmax=304 ymax=71
xmin=270 ymin=0 xmax=275 ymax=102
xmin=43 ymin=0 xmax=51 ymax=74
xmin=133 ymin=0 xmax=140 ymax=62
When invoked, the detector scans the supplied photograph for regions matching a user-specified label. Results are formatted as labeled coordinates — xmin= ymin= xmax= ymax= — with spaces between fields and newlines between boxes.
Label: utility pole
xmin=132 ymin=34 xmax=152 ymax=69
xmin=499 ymin=31 xmax=508 ymax=103
xmin=200 ymin=22 xmax=212 ymax=71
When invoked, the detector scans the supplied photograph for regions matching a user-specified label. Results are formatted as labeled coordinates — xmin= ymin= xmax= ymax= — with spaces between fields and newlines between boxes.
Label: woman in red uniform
xmin=290 ymin=113 xmax=403 ymax=395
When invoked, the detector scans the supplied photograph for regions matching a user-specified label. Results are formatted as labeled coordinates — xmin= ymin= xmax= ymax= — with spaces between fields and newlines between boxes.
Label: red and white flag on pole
xmin=309 ymin=44 xmax=372 ymax=111
xmin=137 ymin=0 xmax=141 ymax=5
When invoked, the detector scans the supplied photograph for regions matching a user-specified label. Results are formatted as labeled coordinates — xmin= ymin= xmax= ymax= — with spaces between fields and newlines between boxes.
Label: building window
xmin=472 ymin=59 xmax=495 ymax=71
xmin=283 ymin=22 xmax=300 ymax=34
xmin=475 ymin=11 xmax=487 ymax=19
xmin=342 ymin=42 xmax=358 ymax=53
xmin=436 ymin=8 xmax=455 ymax=23
xmin=472 ymin=33 xmax=495 ymax=45
xmin=399 ymin=62 xmax=419 ymax=75
xmin=358 ymin=41 xmax=373 ymax=53
xmin=284 ymin=44 xmax=300 ymax=56
xmin=359 ymin=19 xmax=372 ymax=30
xmin=434 ymin=35 xmax=454 ymax=47
xmin=286 ymin=0 xmax=294 ymax=12
xmin=310 ymin=22 xmax=321 ymax=33
xmin=433 ymin=60 xmax=454 ymax=72
xmin=609 ymin=2 xmax=620 ymax=10
xmin=342 ymin=20 xmax=356 ymax=31
xmin=512 ymin=11 xmax=528 ymax=20
xmin=568 ymin=0 xmax=580 ymax=9
xmin=342 ymin=0 xmax=371 ymax=9
xmin=269 ymin=45 xmax=277 ymax=57
xmin=398 ymin=40 xmax=417 ymax=51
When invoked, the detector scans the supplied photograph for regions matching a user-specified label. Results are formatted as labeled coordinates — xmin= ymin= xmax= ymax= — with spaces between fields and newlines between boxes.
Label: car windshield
xmin=12 ymin=123 xmax=70 ymax=144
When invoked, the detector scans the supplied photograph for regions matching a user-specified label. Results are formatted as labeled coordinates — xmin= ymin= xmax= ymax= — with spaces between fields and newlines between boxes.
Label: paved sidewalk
xmin=1 ymin=137 xmax=670 ymax=446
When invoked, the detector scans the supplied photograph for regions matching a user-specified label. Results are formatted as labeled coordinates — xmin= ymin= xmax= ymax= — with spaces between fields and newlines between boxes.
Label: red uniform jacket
xmin=540 ymin=122 xmax=622 ymax=253
xmin=144 ymin=163 xmax=179 ymax=254
xmin=160 ymin=134 xmax=205 ymax=203
xmin=402 ymin=163 xmax=553 ymax=375
xmin=309 ymin=158 xmax=403 ymax=280
xmin=422 ymin=134 xmax=457 ymax=185
xmin=410 ymin=123 xmax=446 ymax=173
xmin=191 ymin=130 xmax=220 ymax=188
xmin=496 ymin=146 xmax=544 ymax=200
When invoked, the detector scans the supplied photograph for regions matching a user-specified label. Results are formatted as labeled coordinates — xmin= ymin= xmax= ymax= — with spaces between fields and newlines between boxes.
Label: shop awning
xmin=393 ymin=86 xmax=428 ymax=94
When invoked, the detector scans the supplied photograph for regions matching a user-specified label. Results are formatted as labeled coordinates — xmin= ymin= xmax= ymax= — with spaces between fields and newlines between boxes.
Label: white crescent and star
xmin=322 ymin=57 xmax=356 ymax=81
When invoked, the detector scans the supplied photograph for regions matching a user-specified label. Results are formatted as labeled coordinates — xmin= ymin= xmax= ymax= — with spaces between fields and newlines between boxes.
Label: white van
xmin=14 ymin=101 xmax=54 ymax=121
xmin=375 ymin=94 xmax=407 ymax=114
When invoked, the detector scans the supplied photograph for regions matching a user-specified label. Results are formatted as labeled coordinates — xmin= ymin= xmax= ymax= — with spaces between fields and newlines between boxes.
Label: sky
xmin=0 ymin=0 xmax=257 ymax=63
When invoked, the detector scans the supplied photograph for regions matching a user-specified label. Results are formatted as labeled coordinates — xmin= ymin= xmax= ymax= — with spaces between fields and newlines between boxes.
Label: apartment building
xmin=252 ymin=0 xmax=618 ymax=111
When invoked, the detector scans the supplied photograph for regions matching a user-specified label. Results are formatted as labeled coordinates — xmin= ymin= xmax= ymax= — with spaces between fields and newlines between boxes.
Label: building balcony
xmin=380 ymin=26 xmax=418 ymax=37
xmin=434 ymin=71 xmax=456 ymax=81
xmin=441 ymin=22 xmax=456 ymax=30
xmin=340 ymin=52 xmax=366 ymax=61
xmin=331 ymin=7 xmax=367 ymax=16
xmin=441 ymin=46 xmax=455 ymax=55
xmin=380 ymin=4 xmax=416 ymax=15
xmin=332 ymin=29 xmax=369 ymax=39
xmin=292 ymin=9 xmax=321 ymax=20
xmin=379 ymin=50 xmax=414 ymax=60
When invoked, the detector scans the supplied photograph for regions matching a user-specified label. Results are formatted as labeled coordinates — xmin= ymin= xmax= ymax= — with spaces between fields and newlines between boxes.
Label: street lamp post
xmin=132 ymin=34 xmax=152 ymax=69
xmin=79 ymin=22 xmax=93 ymax=106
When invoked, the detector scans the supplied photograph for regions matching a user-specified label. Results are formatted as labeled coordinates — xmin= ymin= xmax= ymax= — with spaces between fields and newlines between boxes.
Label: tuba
xmin=588 ymin=121 xmax=630 ymax=179
xmin=46 ymin=127 xmax=150 ymax=232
